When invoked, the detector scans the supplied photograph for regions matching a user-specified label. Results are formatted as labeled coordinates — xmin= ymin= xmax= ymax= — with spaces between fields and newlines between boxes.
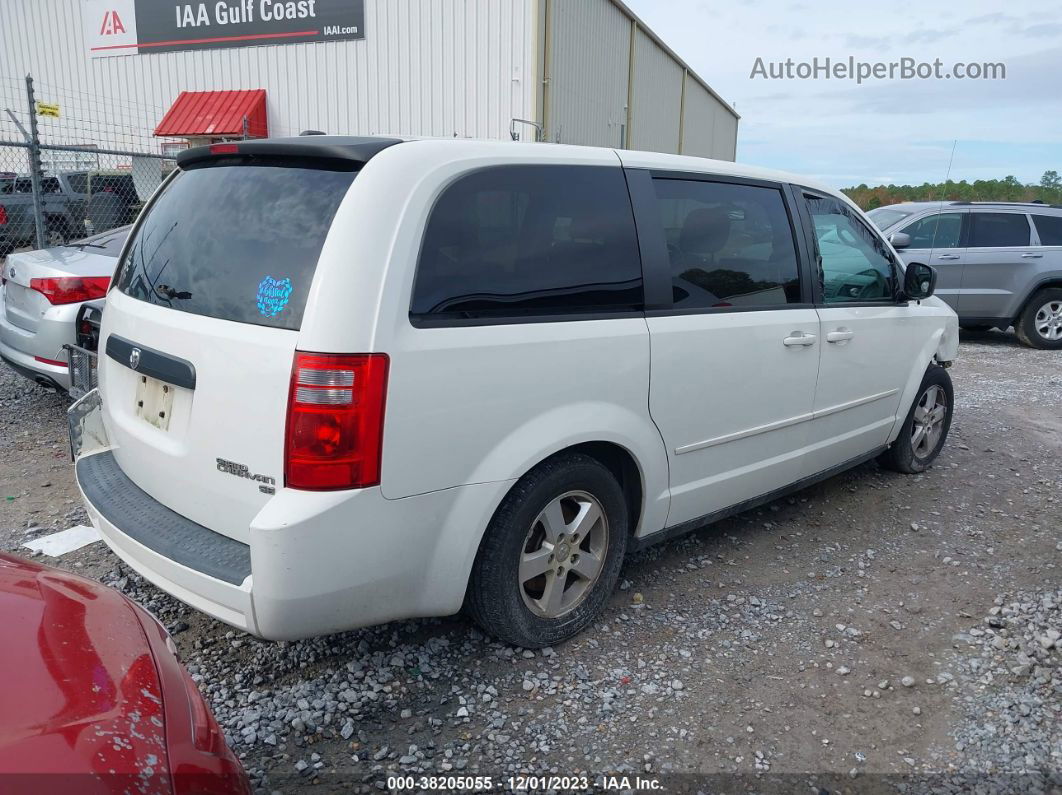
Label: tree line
xmin=843 ymin=170 xmax=1061 ymax=210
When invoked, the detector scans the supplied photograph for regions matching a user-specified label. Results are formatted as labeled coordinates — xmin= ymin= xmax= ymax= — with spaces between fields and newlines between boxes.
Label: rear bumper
xmin=1 ymin=348 xmax=67 ymax=390
xmin=0 ymin=302 xmax=77 ymax=390
xmin=72 ymin=394 xmax=514 ymax=639
xmin=77 ymin=450 xmax=256 ymax=632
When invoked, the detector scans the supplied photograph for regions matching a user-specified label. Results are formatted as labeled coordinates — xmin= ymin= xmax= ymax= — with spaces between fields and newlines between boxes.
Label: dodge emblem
xmin=129 ymin=348 xmax=141 ymax=370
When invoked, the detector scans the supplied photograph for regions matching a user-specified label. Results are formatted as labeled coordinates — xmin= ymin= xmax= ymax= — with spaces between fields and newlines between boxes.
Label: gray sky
xmin=625 ymin=0 xmax=1061 ymax=188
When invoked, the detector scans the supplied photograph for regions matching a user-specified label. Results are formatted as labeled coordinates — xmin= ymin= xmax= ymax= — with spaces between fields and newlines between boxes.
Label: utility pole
xmin=25 ymin=74 xmax=47 ymax=250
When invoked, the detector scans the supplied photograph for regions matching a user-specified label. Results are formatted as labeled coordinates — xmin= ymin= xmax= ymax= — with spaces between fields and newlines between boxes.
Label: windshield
xmin=865 ymin=206 xmax=915 ymax=230
xmin=69 ymin=226 xmax=131 ymax=257
xmin=113 ymin=162 xmax=356 ymax=330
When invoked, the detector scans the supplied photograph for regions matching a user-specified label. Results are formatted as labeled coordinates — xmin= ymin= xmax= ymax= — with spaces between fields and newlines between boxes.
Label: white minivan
xmin=71 ymin=136 xmax=958 ymax=648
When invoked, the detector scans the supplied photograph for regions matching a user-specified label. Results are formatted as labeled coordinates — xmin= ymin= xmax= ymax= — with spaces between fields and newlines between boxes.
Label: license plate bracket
xmin=134 ymin=374 xmax=176 ymax=431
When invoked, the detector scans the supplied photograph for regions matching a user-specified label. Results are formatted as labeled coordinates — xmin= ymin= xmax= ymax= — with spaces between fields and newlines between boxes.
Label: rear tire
xmin=878 ymin=366 xmax=953 ymax=474
xmin=1016 ymin=288 xmax=1062 ymax=350
xmin=466 ymin=453 xmax=628 ymax=648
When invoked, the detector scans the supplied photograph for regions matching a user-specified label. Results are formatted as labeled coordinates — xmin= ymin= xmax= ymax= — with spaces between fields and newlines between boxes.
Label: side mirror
xmin=889 ymin=231 xmax=911 ymax=249
xmin=903 ymin=262 xmax=937 ymax=301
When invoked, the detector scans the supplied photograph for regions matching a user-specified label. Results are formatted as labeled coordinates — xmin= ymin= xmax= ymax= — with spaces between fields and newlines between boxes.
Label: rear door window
xmin=65 ymin=173 xmax=88 ymax=194
xmin=92 ymin=175 xmax=136 ymax=199
xmin=113 ymin=162 xmax=355 ymax=330
xmin=411 ymin=165 xmax=642 ymax=320
xmin=1032 ymin=214 xmax=1062 ymax=246
xmin=651 ymin=178 xmax=801 ymax=309
xmin=968 ymin=213 xmax=1031 ymax=247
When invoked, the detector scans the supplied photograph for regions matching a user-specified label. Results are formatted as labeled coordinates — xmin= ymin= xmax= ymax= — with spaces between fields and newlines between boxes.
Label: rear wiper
xmin=68 ymin=242 xmax=108 ymax=250
xmin=154 ymin=284 xmax=192 ymax=300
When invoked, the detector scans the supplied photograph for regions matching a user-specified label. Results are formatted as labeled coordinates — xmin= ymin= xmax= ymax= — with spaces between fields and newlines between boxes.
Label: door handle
xmin=936 ymin=254 xmax=961 ymax=260
xmin=826 ymin=329 xmax=855 ymax=344
xmin=783 ymin=332 xmax=817 ymax=347
xmin=1021 ymin=253 xmax=1043 ymax=258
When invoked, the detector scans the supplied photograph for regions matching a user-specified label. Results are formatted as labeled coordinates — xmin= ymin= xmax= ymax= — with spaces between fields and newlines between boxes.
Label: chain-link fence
xmin=1 ymin=74 xmax=177 ymax=256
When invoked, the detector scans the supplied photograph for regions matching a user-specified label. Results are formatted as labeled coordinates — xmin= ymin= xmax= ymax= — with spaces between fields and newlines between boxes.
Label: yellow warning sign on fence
xmin=36 ymin=102 xmax=60 ymax=118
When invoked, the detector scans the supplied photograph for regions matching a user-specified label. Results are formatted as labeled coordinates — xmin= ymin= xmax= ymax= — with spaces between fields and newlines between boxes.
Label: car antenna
xmin=927 ymin=139 xmax=958 ymax=265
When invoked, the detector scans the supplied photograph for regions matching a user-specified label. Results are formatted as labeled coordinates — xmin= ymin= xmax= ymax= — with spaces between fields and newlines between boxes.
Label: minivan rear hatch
xmin=98 ymin=141 xmax=393 ymax=543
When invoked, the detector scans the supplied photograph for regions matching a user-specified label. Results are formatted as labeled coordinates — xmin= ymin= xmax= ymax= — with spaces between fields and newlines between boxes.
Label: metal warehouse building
xmin=0 ymin=0 xmax=738 ymax=158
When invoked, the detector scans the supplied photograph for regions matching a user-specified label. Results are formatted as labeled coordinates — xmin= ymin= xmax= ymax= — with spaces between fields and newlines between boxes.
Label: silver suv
xmin=868 ymin=202 xmax=1062 ymax=349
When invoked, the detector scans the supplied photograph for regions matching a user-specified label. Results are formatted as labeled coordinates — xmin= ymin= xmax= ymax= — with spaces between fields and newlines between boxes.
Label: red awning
xmin=154 ymin=89 xmax=267 ymax=138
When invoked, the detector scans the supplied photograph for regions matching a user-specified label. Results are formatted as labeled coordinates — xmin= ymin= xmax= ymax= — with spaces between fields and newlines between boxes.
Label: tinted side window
xmin=41 ymin=177 xmax=61 ymax=193
xmin=652 ymin=179 xmax=801 ymax=309
xmin=805 ymin=193 xmax=897 ymax=303
xmin=411 ymin=166 xmax=642 ymax=318
xmin=900 ymin=212 xmax=963 ymax=248
xmin=94 ymin=175 xmax=135 ymax=195
xmin=1032 ymin=214 xmax=1062 ymax=246
xmin=968 ymin=213 xmax=1031 ymax=247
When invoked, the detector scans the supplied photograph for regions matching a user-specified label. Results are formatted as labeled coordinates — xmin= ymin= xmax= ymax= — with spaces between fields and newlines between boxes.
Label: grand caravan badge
xmin=216 ymin=457 xmax=276 ymax=494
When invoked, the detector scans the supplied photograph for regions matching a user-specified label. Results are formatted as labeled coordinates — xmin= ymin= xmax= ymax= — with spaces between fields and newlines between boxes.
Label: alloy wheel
xmin=911 ymin=384 xmax=948 ymax=459
xmin=519 ymin=490 xmax=608 ymax=619
xmin=1034 ymin=300 xmax=1062 ymax=341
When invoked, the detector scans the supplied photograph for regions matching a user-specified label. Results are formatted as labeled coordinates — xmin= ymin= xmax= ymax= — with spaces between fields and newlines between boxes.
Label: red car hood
xmin=0 ymin=553 xmax=171 ymax=792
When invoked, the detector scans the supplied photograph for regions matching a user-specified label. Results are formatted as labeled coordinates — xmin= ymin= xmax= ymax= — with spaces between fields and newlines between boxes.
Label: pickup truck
xmin=0 ymin=174 xmax=29 ymax=256
xmin=0 ymin=171 xmax=140 ymax=255
xmin=1 ymin=175 xmax=76 ymax=254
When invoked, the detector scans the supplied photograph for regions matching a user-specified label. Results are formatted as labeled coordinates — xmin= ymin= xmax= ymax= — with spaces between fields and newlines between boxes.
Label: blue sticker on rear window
xmin=257 ymin=276 xmax=293 ymax=318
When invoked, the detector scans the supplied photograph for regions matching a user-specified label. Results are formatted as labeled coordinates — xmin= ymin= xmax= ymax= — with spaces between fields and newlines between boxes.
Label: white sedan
xmin=1 ymin=226 xmax=127 ymax=391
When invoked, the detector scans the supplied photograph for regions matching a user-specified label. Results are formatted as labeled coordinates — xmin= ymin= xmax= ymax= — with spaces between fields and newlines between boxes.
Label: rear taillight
xmin=0 ymin=205 xmax=7 ymax=225
xmin=285 ymin=352 xmax=389 ymax=491
xmin=29 ymin=276 xmax=110 ymax=305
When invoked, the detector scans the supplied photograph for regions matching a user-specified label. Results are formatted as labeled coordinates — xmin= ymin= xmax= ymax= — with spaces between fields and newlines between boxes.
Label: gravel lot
xmin=1 ymin=329 xmax=1059 ymax=794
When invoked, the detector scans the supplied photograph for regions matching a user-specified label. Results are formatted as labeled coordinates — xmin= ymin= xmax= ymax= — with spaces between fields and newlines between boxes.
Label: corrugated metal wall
xmin=628 ymin=27 xmax=683 ymax=154
xmin=544 ymin=0 xmax=630 ymax=147
xmin=0 ymin=0 xmax=537 ymax=150
xmin=542 ymin=0 xmax=738 ymax=159
xmin=0 ymin=0 xmax=738 ymax=158
xmin=681 ymin=78 xmax=738 ymax=160
xmin=711 ymin=107 xmax=739 ymax=160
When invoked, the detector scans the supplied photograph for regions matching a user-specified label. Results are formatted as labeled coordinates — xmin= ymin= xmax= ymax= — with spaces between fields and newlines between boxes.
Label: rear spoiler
xmin=176 ymin=136 xmax=403 ymax=169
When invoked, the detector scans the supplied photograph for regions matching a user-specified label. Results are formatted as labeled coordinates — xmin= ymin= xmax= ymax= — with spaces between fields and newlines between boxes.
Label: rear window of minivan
xmin=113 ymin=161 xmax=355 ymax=330
xmin=410 ymin=165 xmax=642 ymax=321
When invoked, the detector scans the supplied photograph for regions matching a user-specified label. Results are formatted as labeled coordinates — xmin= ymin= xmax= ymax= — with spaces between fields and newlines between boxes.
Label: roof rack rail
xmin=948 ymin=201 xmax=1062 ymax=208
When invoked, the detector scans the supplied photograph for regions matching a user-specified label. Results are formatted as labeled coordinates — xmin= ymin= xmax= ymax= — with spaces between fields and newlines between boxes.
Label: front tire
xmin=1016 ymin=288 xmax=1062 ymax=350
xmin=466 ymin=453 xmax=628 ymax=648
xmin=878 ymin=366 xmax=954 ymax=474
